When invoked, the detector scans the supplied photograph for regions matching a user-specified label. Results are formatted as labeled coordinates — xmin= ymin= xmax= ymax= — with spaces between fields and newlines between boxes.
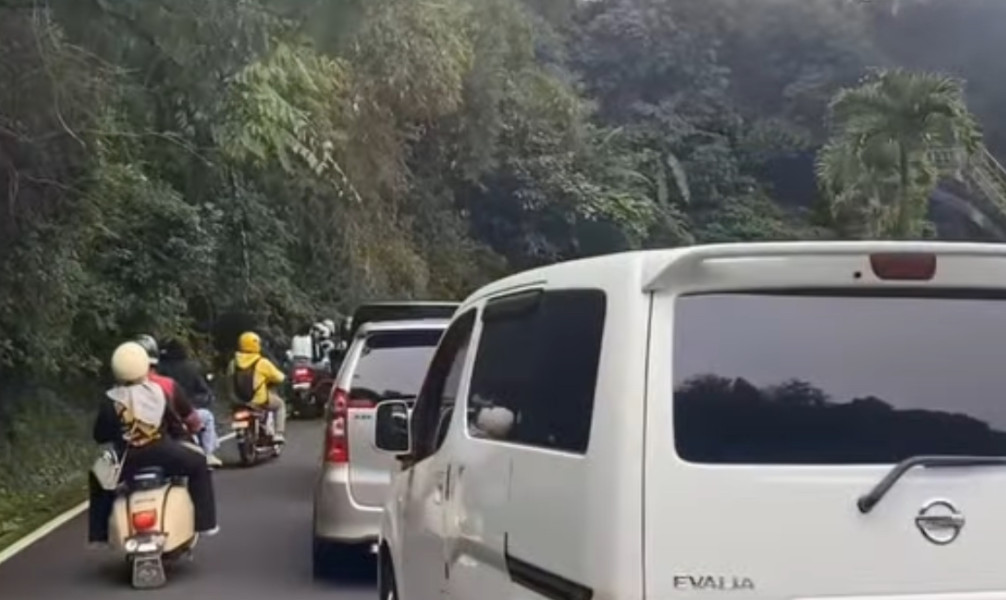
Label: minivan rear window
xmin=673 ymin=292 xmax=1006 ymax=464
xmin=350 ymin=329 xmax=444 ymax=403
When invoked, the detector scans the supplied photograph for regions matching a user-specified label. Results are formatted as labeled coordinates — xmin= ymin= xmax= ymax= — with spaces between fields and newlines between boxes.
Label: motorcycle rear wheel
xmin=238 ymin=435 xmax=257 ymax=466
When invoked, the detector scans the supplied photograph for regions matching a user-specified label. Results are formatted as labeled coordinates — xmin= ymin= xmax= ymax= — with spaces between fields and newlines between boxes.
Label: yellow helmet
xmin=238 ymin=331 xmax=261 ymax=354
xmin=111 ymin=341 xmax=151 ymax=384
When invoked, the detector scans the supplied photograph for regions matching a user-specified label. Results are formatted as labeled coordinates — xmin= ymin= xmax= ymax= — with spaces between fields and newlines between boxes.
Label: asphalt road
xmin=0 ymin=420 xmax=376 ymax=599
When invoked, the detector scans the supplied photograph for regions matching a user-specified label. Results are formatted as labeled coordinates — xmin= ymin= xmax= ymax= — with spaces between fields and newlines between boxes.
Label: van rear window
xmin=673 ymin=292 xmax=1006 ymax=464
xmin=350 ymin=329 xmax=443 ymax=402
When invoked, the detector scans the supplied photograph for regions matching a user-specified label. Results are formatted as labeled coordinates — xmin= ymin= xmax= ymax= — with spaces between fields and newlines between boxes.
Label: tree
xmin=817 ymin=68 xmax=982 ymax=238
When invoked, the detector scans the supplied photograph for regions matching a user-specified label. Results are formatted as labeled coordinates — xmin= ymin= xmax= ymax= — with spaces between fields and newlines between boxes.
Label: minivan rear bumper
xmin=312 ymin=463 xmax=382 ymax=543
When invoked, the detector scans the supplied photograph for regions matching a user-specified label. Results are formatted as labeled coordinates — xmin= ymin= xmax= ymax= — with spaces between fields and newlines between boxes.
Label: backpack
xmin=233 ymin=358 xmax=263 ymax=403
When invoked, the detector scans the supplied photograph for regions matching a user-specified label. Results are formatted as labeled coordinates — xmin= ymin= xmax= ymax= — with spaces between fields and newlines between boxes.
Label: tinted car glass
xmin=673 ymin=292 xmax=1006 ymax=464
xmin=467 ymin=289 xmax=606 ymax=453
xmin=349 ymin=329 xmax=444 ymax=402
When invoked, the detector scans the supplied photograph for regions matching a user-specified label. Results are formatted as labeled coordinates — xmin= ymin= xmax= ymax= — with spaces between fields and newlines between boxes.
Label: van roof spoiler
xmin=642 ymin=241 xmax=1006 ymax=292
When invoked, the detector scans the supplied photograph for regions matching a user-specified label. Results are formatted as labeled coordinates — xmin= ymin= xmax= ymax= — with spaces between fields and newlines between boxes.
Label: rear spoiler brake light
xmin=643 ymin=242 xmax=1006 ymax=291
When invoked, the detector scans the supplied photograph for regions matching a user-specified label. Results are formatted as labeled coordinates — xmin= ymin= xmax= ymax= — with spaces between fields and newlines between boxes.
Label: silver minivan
xmin=311 ymin=318 xmax=448 ymax=578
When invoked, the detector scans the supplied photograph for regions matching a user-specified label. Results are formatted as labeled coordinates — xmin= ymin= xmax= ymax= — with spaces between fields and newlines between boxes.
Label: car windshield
xmin=673 ymin=292 xmax=1006 ymax=464
xmin=349 ymin=329 xmax=444 ymax=401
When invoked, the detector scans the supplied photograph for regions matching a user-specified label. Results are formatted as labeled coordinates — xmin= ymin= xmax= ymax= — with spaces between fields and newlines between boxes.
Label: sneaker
xmin=206 ymin=454 xmax=223 ymax=468
xmin=198 ymin=526 xmax=220 ymax=537
xmin=273 ymin=434 xmax=286 ymax=444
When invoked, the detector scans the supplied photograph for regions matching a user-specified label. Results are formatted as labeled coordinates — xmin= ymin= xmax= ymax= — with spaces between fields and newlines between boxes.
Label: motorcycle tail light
xmin=131 ymin=510 xmax=158 ymax=532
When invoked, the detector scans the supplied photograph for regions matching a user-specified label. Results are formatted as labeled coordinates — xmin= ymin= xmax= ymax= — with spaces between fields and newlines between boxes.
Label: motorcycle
xmin=108 ymin=459 xmax=199 ymax=589
xmin=288 ymin=362 xmax=319 ymax=419
xmin=231 ymin=403 xmax=283 ymax=466
xmin=288 ymin=361 xmax=330 ymax=420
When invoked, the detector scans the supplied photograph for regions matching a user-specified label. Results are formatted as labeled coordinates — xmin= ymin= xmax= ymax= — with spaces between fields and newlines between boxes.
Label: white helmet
xmin=111 ymin=341 xmax=151 ymax=384
xmin=323 ymin=319 xmax=336 ymax=333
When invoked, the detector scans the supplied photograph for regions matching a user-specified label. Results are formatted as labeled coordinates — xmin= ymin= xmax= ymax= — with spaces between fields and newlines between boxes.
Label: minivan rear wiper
xmin=857 ymin=455 xmax=1006 ymax=514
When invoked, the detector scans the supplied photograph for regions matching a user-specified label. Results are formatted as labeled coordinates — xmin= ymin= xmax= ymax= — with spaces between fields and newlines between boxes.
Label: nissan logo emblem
xmin=915 ymin=499 xmax=965 ymax=545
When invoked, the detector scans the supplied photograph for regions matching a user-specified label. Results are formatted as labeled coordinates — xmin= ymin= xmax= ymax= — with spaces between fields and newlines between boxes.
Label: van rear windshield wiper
xmin=857 ymin=455 xmax=1006 ymax=514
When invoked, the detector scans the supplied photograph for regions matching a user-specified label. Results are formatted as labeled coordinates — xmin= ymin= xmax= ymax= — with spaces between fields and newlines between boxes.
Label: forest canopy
xmin=2 ymin=0 xmax=1006 ymax=389
xmin=5 ymin=0 xmax=1006 ymax=539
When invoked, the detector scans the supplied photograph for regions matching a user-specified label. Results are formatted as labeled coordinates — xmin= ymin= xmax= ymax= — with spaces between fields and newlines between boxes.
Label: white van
xmin=371 ymin=241 xmax=1006 ymax=600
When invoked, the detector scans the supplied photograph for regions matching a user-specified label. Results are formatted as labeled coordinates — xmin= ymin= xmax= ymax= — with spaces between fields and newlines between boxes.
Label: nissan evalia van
xmin=369 ymin=241 xmax=1006 ymax=600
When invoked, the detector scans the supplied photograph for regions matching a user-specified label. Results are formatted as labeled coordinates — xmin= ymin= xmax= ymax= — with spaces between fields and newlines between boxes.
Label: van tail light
xmin=869 ymin=253 xmax=936 ymax=281
xmin=325 ymin=388 xmax=350 ymax=463
xmin=131 ymin=510 xmax=158 ymax=532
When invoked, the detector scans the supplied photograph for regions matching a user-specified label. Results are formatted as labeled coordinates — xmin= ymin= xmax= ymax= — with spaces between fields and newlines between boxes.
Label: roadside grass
xmin=0 ymin=385 xmax=93 ymax=553
xmin=0 ymin=477 xmax=87 ymax=551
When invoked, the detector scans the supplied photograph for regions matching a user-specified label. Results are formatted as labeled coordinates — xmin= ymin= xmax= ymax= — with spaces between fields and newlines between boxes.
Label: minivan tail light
xmin=869 ymin=252 xmax=936 ymax=281
xmin=325 ymin=388 xmax=349 ymax=463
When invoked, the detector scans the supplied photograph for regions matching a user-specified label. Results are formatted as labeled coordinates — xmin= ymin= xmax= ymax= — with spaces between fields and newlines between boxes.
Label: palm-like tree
xmin=816 ymin=68 xmax=982 ymax=238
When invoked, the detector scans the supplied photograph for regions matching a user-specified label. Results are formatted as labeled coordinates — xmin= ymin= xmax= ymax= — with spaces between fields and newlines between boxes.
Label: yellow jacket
xmin=228 ymin=351 xmax=286 ymax=406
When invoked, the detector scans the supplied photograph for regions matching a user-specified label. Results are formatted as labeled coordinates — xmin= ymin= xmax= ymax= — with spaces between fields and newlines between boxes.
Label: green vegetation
xmin=2 ymin=0 xmax=1006 ymax=547
xmin=818 ymin=69 xmax=982 ymax=238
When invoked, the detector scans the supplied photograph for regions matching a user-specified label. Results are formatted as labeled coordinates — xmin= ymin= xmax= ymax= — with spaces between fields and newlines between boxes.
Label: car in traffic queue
xmin=337 ymin=302 xmax=459 ymax=351
xmin=371 ymin=241 xmax=1006 ymax=600
xmin=311 ymin=317 xmax=449 ymax=579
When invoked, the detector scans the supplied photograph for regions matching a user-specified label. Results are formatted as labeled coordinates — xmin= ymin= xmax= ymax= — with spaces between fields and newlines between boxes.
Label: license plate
xmin=125 ymin=534 xmax=165 ymax=554
xmin=292 ymin=382 xmax=310 ymax=390
xmin=231 ymin=421 xmax=249 ymax=429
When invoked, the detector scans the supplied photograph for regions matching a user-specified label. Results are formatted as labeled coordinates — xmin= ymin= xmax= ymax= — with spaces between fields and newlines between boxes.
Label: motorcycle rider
xmin=88 ymin=341 xmax=219 ymax=545
xmin=133 ymin=335 xmax=206 ymax=445
xmin=158 ymin=337 xmax=223 ymax=468
xmin=290 ymin=323 xmax=314 ymax=363
xmin=228 ymin=331 xmax=287 ymax=443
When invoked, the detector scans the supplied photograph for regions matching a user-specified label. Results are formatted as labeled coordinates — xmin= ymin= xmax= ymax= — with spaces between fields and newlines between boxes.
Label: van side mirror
xmin=373 ymin=400 xmax=412 ymax=455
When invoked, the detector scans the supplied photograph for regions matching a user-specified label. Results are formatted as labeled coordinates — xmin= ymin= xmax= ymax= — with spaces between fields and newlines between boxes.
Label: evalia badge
xmin=673 ymin=575 xmax=756 ymax=591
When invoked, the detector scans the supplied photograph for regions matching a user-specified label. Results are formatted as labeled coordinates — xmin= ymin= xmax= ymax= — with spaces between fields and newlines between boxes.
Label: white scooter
xmin=103 ymin=444 xmax=202 ymax=589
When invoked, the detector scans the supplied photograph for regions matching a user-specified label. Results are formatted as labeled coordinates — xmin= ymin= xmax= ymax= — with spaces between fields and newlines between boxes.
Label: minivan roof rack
xmin=642 ymin=241 xmax=1006 ymax=292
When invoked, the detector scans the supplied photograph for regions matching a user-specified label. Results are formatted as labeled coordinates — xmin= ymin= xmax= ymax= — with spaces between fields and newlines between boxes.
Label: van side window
xmin=410 ymin=311 xmax=477 ymax=461
xmin=466 ymin=289 xmax=606 ymax=453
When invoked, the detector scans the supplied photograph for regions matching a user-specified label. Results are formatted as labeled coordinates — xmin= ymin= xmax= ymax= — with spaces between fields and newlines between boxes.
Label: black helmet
xmin=134 ymin=334 xmax=160 ymax=365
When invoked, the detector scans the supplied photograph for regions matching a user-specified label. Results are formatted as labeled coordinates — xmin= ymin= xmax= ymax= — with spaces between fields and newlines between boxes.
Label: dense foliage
xmin=3 ymin=0 xmax=1006 ymax=533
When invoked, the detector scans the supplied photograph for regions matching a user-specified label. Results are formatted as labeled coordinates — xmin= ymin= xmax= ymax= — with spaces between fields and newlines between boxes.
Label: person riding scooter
xmin=87 ymin=341 xmax=219 ymax=545
xmin=158 ymin=337 xmax=223 ymax=468
xmin=133 ymin=335 xmax=207 ymax=448
xmin=228 ymin=331 xmax=287 ymax=443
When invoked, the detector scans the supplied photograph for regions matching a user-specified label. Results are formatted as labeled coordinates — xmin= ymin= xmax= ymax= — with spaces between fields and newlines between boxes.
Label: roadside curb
xmin=0 ymin=431 xmax=237 ymax=567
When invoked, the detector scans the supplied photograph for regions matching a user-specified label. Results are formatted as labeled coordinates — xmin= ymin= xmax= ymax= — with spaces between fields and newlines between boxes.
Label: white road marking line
xmin=0 ymin=431 xmax=238 ymax=566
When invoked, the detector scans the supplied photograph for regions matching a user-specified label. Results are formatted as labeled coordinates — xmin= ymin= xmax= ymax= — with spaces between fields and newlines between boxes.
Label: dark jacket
xmin=159 ymin=358 xmax=214 ymax=408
